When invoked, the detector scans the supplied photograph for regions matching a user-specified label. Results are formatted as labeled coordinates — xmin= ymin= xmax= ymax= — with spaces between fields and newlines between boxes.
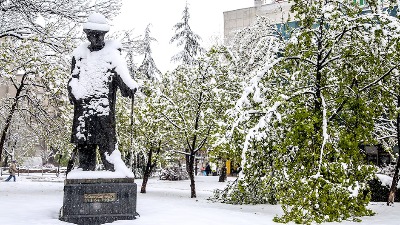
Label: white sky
xmin=111 ymin=0 xmax=254 ymax=73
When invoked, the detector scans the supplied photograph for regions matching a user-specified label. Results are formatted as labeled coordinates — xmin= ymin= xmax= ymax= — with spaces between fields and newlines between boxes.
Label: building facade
xmin=223 ymin=0 xmax=372 ymax=41
xmin=223 ymin=0 xmax=292 ymax=40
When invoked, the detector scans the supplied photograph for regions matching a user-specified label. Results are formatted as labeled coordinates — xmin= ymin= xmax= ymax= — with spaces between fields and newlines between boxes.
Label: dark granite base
xmin=60 ymin=178 xmax=138 ymax=225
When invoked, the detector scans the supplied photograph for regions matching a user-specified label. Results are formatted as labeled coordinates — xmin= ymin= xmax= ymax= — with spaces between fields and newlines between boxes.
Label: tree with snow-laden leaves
xmin=114 ymin=26 xmax=164 ymax=183
xmin=211 ymin=16 xmax=284 ymax=205
xmin=0 ymin=0 xmax=122 ymax=164
xmin=132 ymin=79 xmax=170 ymax=193
xmin=0 ymin=38 xmax=72 ymax=164
xmin=158 ymin=46 xmax=231 ymax=198
xmin=138 ymin=24 xmax=161 ymax=81
xmin=134 ymin=25 xmax=165 ymax=191
xmin=0 ymin=0 xmax=121 ymax=55
xmin=209 ymin=16 xmax=285 ymax=187
xmin=214 ymin=1 xmax=400 ymax=224
xmin=170 ymin=3 xmax=204 ymax=66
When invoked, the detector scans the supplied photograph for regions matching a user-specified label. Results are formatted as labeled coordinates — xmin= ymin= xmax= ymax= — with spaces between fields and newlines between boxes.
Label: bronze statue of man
xmin=68 ymin=13 xmax=137 ymax=171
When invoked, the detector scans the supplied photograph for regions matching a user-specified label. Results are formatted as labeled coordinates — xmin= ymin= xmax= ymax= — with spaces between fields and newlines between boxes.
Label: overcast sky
xmin=111 ymin=0 xmax=254 ymax=73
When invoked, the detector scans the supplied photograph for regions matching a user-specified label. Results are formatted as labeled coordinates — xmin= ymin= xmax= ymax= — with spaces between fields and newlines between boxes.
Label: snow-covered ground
xmin=0 ymin=174 xmax=399 ymax=225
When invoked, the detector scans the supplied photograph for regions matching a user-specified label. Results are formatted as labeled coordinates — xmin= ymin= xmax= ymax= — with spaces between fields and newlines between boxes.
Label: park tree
xmin=0 ymin=98 xmax=41 ymax=165
xmin=133 ymin=79 xmax=169 ymax=193
xmin=158 ymin=46 xmax=231 ymax=198
xmin=0 ymin=0 xmax=122 ymax=164
xmin=363 ymin=5 xmax=400 ymax=206
xmin=113 ymin=25 xmax=169 ymax=195
xmin=135 ymin=25 xmax=164 ymax=192
xmin=138 ymin=24 xmax=161 ymax=81
xmin=170 ymin=3 xmax=204 ymax=66
xmin=210 ymin=16 xmax=285 ymax=184
xmin=211 ymin=16 xmax=284 ymax=204
xmin=116 ymin=24 xmax=165 ymax=191
xmin=214 ymin=1 xmax=400 ymax=223
xmin=114 ymin=25 xmax=164 ymax=187
xmin=0 ymin=38 xmax=70 ymax=164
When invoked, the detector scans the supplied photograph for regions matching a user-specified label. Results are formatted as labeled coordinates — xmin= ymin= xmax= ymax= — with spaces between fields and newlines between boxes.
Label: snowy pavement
xmin=0 ymin=174 xmax=399 ymax=225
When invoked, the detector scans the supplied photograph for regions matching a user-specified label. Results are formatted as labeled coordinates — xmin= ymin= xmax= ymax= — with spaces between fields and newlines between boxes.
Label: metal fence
xmin=0 ymin=166 xmax=67 ymax=177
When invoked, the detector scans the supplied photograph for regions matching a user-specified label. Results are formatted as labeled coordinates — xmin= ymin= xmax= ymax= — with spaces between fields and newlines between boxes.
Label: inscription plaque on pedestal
xmin=84 ymin=193 xmax=117 ymax=203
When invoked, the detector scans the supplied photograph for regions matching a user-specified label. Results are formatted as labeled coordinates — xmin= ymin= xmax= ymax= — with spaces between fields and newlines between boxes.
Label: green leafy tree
xmin=133 ymin=79 xmax=170 ymax=193
xmin=0 ymin=38 xmax=72 ymax=164
xmin=158 ymin=47 xmax=230 ymax=198
xmin=215 ymin=1 xmax=400 ymax=223
xmin=211 ymin=16 xmax=285 ymax=199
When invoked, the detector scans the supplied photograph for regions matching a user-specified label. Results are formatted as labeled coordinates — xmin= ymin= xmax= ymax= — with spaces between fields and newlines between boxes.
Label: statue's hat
xmin=83 ymin=12 xmax=110 ymax=32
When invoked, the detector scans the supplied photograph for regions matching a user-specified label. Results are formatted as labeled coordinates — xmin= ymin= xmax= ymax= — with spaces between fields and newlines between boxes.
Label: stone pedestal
xmin=60 ymin=178 xmax=138 ymax=225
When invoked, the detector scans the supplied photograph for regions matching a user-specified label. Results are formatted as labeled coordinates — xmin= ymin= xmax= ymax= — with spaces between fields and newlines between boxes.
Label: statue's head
xmin=83 ymin=13 xmax=109 ymax=51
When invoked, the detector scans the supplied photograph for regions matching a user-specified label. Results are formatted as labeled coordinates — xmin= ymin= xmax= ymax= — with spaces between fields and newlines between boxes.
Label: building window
xmin=353 ymin=0 xmax=365 ymax=6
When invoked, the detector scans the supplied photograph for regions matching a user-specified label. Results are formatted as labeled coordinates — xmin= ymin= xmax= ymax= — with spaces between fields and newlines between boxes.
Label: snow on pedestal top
xmin=67 ymin=150 xmax=134 ymax=179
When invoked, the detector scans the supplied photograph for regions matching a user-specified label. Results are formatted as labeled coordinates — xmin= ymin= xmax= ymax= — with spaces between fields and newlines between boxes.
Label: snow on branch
xmin=160 ymin=111 xmax=182 ymax=130
xmin=241 ymin=101 xmax=282 ymax=165
xmin=171 ymin=150 xmax=191 ymax=156
xmin=234 ymin=58 xmax=282 ymax=110
xmin=285 ymin=56 xmax=317 ymax=66
xmin=159 ymin=91 xmax=188 ymax=127
xmin=360 ymin=64 xmax=400 ymax=92
xmin=312 ymin=94 xmax=329 ymax=179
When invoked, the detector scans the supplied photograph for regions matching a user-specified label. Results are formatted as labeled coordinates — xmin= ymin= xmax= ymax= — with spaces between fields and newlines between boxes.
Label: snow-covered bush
xmin=159 ymin=166 xmax=189 ymax=181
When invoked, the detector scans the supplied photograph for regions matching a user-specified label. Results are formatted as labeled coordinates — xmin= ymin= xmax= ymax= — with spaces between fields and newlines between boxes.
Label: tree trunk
xmin=387 ymin=97 xmax=400 ymax=205
xmin=3 ymin=155 xmax=9 ymax=167
xmin=140 ymin=141 xmax=161 ymax=194
xmin=0 ymin=75 xmax=26 ymax=163
xmin=141 ymin=147 xmax=153 ymax=194
xmin=388 ymin=153 xmax=400 ymax=205
xmin=186 ymin=91 xmax=204 ymax=198
xmin=186 ymin=153 xmax=196 ymax=198
xmin=0 ymin=103 xmax=17 ymax=164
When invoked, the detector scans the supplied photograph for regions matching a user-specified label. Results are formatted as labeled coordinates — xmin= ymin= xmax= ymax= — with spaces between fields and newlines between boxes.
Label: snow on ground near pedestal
xmin=0 ymin=175 xmax=399 ymax=225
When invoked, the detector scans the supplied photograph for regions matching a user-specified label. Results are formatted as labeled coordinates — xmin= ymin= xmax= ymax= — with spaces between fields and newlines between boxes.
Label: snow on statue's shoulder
xmin=105 ymin=39 xmax=123 ymax=50
xmin=70 ymin=39 xmax=139 ymax=98
xmin=72 ymin=40 xmax=120 ymax=59
xmin=72 ymin=42 xmax=90 ymax=58
xmin=105 ymin=40 xmax=139 ymax=91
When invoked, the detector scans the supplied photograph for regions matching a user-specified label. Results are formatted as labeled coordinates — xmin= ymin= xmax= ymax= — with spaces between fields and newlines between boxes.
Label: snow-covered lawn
xmin=0 ymin=174 xmax=399 ymax=225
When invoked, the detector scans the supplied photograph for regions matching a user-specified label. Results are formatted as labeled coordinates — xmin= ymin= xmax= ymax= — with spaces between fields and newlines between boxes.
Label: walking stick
xmin=130 ymin=94 xmax=136 ymax=176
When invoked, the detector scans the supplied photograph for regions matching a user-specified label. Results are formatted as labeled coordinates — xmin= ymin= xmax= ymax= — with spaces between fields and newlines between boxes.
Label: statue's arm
xmin=115 ymin=68 xmax=137 ymax=98
xmin=114 ymin=49 xmax=138 ymax=98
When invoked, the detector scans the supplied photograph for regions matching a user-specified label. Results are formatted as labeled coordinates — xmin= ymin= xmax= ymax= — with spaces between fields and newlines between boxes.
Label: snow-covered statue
xmin=68 ymin=13 xmax=138 ymax=172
